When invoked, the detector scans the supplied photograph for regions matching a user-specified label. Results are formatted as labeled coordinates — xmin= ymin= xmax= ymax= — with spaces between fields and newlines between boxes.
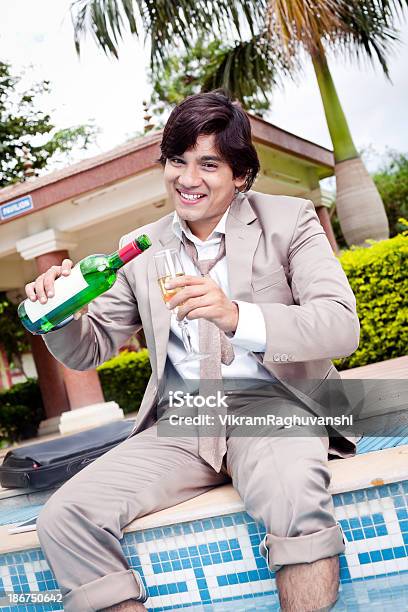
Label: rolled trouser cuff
xmin=259 ymin=523 xmax=345 ymax=572
xmin=64 ymin=569 xmax=147 ymax=611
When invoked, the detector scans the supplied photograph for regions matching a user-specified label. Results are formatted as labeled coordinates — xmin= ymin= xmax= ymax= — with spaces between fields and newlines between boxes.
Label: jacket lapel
xmin=226 ymin=192 xmax=261 ymax=301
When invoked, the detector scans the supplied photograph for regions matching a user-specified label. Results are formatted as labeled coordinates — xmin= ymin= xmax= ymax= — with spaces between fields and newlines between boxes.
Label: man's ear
xmin=234 ymin=174 xmax=247 ymax=191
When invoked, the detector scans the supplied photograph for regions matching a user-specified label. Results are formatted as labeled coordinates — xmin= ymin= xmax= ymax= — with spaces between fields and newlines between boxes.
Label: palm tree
xmin=70 ymin=0 xmax=407 ymax=246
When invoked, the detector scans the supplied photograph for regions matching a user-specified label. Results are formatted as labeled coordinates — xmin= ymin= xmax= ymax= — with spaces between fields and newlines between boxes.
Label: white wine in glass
xmin=154 ymin=249 xmax=209 ymax=364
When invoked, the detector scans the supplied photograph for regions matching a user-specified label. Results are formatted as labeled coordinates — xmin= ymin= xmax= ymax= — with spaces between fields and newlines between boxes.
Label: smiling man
xmin=29 ymin=90 xmax=360 ymax=612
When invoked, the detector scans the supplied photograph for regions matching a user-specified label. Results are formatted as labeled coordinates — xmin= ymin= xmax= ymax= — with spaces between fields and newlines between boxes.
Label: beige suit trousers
xmin=36 ymin=388 xmax=345 ymax=612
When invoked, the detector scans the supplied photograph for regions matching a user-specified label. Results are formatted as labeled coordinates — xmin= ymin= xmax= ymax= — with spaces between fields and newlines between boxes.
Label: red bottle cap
xmin=118 ymin=240 xmax=143 ymax=264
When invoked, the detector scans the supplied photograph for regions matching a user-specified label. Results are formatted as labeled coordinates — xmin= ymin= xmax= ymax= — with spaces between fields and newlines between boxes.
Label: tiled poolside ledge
xmin=0 ymin=445 xmax=408 ymax=611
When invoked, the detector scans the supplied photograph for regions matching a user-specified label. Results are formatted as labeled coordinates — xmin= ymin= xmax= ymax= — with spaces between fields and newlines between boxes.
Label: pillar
xmin=34 ymin=248 xmax=105 ymax=412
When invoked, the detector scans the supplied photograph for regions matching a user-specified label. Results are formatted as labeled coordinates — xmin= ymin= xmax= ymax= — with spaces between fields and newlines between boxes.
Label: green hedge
xmin=0 ymin=379 xmax=45 ymax=443
xmin=97 ymin=349 xmax=152 ymax=414
xmin=334 ymin=221 xmax=408 ymax=370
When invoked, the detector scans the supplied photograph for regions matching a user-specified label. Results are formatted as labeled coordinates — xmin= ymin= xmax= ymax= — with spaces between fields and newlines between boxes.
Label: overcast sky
xmin=1 ymin=1 xmax=407 ymax=175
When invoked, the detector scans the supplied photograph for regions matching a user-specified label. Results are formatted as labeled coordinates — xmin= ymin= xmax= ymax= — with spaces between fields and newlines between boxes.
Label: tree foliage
xmin=373 ymin=151 xmax=408 ymax=236
xmin=146 ymin=35 xmax=279 ymax=127
xmin=0 ymin=61 xmax=98 ymax=364
xmin=0 ymin=61 xmax=98 ymax=187
xmin=0 ymin=293 xmax=30 ymax=366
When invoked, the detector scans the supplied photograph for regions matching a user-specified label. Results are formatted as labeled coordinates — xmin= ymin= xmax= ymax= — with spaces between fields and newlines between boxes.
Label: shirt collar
xmin=172 ymin=206 xmax=229 ymax=245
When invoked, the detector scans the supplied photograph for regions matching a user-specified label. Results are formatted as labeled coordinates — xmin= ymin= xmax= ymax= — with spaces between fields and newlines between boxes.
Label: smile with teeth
xmin=177 ymin=190 xmax=206 ymax=201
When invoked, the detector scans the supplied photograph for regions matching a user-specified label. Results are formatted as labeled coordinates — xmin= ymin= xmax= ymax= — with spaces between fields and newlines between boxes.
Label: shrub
xmin=0 ymin=379 xmax=44 ymax=443
xmin=334 ymin=220 xmax=408 ymax=370
xmin=97 ymin=349 xmax=152 ymax=414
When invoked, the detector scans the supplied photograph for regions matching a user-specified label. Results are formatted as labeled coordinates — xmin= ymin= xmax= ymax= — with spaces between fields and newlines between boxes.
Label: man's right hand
xmin=25 ymin=259 xmax=74 ymax=304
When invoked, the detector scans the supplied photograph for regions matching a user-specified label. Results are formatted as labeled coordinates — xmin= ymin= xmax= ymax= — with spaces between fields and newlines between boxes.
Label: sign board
xmin=0 ymin=195 xmax=33 ymax=221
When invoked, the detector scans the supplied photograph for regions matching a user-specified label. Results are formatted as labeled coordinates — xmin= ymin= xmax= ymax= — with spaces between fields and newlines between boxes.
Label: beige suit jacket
xmin=44 ymin=191 xmax=361 ymax=458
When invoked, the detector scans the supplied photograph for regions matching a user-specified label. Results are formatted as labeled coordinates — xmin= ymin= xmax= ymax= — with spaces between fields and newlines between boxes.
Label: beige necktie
xmin=181 ymin=233 xmax=234 ymax=471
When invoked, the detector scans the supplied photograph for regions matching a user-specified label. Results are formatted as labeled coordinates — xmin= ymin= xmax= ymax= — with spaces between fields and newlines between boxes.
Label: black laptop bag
xmin=0 ymin=419 xmax=136 ymax=490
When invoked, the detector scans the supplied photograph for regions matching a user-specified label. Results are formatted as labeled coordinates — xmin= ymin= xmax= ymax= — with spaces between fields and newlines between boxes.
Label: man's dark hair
xmin=157 ymin=89 xmax=260 ymax=192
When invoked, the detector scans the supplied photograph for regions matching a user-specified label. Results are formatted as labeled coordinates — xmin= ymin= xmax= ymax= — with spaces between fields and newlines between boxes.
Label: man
xmin=28 ymin=90 xmax=360 ymax=612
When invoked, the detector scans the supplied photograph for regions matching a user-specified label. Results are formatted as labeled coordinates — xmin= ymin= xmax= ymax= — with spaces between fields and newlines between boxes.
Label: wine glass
xmin=154 ymin=249 xmax=209 ymax=364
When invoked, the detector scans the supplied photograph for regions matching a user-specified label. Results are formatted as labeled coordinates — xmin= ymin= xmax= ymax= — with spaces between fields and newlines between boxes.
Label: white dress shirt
xmin=167 ymin=207 xmax=277 ymax=384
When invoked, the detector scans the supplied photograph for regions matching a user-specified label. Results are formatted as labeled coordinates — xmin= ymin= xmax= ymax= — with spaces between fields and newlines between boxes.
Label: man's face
xmin=163 ymin=134 xmax=246 ymax=240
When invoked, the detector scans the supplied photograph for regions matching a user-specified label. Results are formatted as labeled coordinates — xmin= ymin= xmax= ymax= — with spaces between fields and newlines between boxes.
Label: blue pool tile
xmin=238 ymin=571 xmax=249 ymax=583
xmin=232 ymin=550 xmax=243 ymax=560
xmin=212 ymin=553 xmax=222 ymax=564
xmin=393 ymin=496 xmax=405 ymax=508
xmin=381 ymin=548 xmax=394 ymax=561
xmin=372 ymin=513 xmax=384 ymax=524
xmin=188 ymin=546 xmax=198 ymax=557
xmin=258 ymin=568 xmax=270 ymax=580
xmin=397 ymin=509 xmax=408 ymax=520
xmin=349 ymin=518 xmax=361 ymax=529
xmin=393 ymin=546 xmax=406 ymax=558
xmin=358 ymin=553 xmax=370 ymax=564
xmin=375 ymin=525 xmax=388 ymax=537
xmin=198 ymin=544 xmax=209 ymax=555
xmin=227 ymin=574 xmax=238 ymax=585
xmin=161 ymin=562 xmax=172 ymax=572
xmin=202 ymin=555 xmax=212 ymax=566
xmin=229 ymin=538 xmax=240 ymax=549
xmin=352 ymin=529 xmax=364 ymax=540
xmin=369 ymin=551 xmax=382 ymax=563
xmin=193 ymin=522 xmax=203 ymax=533
xmin=340 ymin=568 xmax=351 ymax=581
xmin=172 ymin=560 xmax=182 ymax=571
xmin=181 ymin=559 xmax=192 ymax=570
xmin=354 ymin=490 xmax=366 ymax=502
xmin=178 ymin=548 xmax=188 ymax=558
xmin=209 ymin=542 xmax=219 ymax=553
xmin=213 ymin=518 xmax=223 ymax=529
xmin=219 ymin=541 xmax=229 ymax=552
xmin=194 ymin=568 xmax=204 ymax=578
xmin=361 ymin=516 xmax=373 ymax=527
xmin=223 ymin=516 xmax=233 ymax=526
xmin=221 ymin=552 xmax=232 ymax=563
xmin=177 ymin=582 xmax=188 ymax=593
xmin=363 ymin=527 xmax=376 ymax=538
xmin=342 ymin=492 xmax=354 ymax=504
xmin=217 ymin=575 xmax=228 ymax=586
xmin=200 ymin=589 xmax=211 ymax=602
xmin=169 ymin=550 xmax=179 ymax=560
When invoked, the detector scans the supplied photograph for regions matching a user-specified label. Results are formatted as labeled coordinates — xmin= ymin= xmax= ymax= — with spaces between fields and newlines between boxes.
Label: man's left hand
xmin=165 ymin=275 xmax=238 ymax=334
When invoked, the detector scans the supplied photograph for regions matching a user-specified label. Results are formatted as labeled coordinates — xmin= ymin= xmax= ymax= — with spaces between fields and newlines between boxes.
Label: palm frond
xmin=200 ymin=33 xmax=286 ymax=109
xmin=70 ymin=0 xmax=268 ymax=72
xmin=266 ymin=0 xmax=408 ymax=76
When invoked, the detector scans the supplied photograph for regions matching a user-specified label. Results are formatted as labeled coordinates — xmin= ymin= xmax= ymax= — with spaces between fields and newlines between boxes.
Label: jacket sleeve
xmin=258 ymin=199 xmax=360 ymax=363
xmin=43 ymin=239 xmax=142 ymax=371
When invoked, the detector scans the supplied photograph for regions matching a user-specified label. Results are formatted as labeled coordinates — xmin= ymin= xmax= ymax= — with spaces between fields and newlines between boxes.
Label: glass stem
xmin=178 ymin=319 xmax=193 ymax=354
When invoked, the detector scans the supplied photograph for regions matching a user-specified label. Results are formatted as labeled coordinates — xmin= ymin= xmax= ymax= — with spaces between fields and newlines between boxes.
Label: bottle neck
xmin=107 ymin=252 xmax=124 ymax=271
xmin=108 ymin=237 xmax=149 ymax=270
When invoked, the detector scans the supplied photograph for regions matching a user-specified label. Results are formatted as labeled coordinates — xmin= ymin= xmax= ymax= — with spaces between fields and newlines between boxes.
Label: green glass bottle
xmin=18 ymin=235 xmax=151 ymax=335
